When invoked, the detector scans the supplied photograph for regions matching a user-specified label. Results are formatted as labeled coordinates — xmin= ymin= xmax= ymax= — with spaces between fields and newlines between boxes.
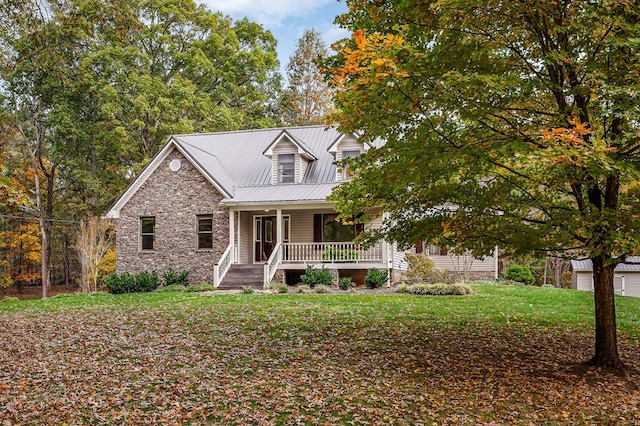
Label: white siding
xmin=238 ymin=211 xmax=252 ymax=263
xmin=429 ymin=254 xmax=495 ymax=272
xmin=575 ymin=272 xmax=592 ymax=291
xmin=624 ymin=274 xmax=640 ymax=298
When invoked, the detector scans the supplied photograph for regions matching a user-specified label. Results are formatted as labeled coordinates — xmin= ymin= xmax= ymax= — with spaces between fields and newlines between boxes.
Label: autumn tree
xmin=325 ymin=1 xmax=640 ymax=370
xmin=280 ymin=29 xmax=334 ymax=125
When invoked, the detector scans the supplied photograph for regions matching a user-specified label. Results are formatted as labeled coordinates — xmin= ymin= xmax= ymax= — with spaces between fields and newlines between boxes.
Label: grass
xmin=1 ymin=285 xmax=639 ymax=424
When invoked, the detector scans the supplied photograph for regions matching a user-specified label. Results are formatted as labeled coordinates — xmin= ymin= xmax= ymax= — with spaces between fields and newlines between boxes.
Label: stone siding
xmin=116 ymin=149 xmax=229 ymax=285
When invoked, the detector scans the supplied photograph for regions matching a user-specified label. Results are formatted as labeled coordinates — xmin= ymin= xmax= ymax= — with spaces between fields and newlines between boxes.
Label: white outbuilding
xmin=571 ymin=257 xmax=640 ymax=298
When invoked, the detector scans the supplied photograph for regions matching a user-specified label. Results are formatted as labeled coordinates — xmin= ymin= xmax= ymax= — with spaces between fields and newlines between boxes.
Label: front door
xmin=255 ymin=216 xmax=276 ymax=262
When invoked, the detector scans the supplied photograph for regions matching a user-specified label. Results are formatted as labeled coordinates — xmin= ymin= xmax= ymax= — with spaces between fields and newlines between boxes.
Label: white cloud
xmin=204 ymin=0 xmax=336 ymax=26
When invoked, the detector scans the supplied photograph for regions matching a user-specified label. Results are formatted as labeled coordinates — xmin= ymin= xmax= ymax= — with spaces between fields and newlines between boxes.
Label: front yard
xmin=1 ymin=285 xmax=639 ymax=424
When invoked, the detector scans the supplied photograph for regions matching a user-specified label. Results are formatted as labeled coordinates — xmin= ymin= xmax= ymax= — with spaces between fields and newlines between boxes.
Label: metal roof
xmin=571 ymin=257 xmax=640 ymax=272
xmin=223 ymin=183 xmax=336 ymax=205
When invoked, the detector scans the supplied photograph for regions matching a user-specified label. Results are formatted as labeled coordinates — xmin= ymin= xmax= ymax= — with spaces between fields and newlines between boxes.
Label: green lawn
xmin=1 ymin=285 xmax=639 ymax=424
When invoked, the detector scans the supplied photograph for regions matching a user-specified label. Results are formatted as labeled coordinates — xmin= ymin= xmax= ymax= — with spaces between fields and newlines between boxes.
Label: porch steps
xmin=217 ymin=264 xmax=264 ymax=290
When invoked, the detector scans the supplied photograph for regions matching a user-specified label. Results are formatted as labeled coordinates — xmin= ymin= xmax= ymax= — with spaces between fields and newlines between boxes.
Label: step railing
xmin=264 ymin=242 xmax=282 ymax=287
xmin=214 ymin=243 xmax=235 ymax=287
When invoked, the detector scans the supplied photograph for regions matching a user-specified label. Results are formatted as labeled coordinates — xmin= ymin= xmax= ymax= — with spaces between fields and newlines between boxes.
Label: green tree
xmin=325 ymin=0 xmax=640 ymax=370
xmin=280 ymin=29 xmax=334 ymax=125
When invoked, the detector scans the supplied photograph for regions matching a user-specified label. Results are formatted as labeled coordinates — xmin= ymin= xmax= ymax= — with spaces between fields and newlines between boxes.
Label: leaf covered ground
xmin=0 ymin=286 xmax=639 ymax=425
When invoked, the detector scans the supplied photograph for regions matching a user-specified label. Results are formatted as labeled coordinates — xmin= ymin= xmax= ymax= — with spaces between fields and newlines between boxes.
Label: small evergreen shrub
xmin=314 ymin=284 xmax=331 ymax=293
xmin=163 ymin=268 xmax=190 ymax=286
xmin=185 ymin=283 xmax=216 ymax=292
xmin=396 ymin=283 xmax=410 ymax=293
xmin=1 ymin=296 xmax=19 ymax=303
xmin=157 ymin=284 xmax=187 ymax=292
xmin=296 ymin=284 xmax=313 ymax=294
xmin=397 ymin=283 xmax=472 ymax=295
xmin=105 ymin=271 xmax=160 ymax=294
xmin=365 ymin=268 xmax=389 ymax=289
xmin=300 ymin=265 xmax=332 ymax=288
xmin=277 ymin=284 xmax=289 ymax=293
xmin=241 ymin=286 xmax=255 ymax=294
xmin=505 ymin=265 xmax=535 ymax=285
xmin=338 ymin=277 xmax=353 ymax=290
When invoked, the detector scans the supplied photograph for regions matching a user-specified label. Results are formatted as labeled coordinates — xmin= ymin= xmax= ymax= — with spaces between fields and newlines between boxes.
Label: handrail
xmin=264 ymin=242 xmax=282 ymax=287
xmin=213 ymin=243 xmax=235 ymax=287
xmin=281 ymin=241 xmax=384 ymax=263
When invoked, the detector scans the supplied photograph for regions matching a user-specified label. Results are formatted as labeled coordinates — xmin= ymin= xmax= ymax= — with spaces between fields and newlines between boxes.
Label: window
xmin=278 ymin=154 xmax=295 ymax=183
xmin=341 ymin=150 xmax=360 ymax=180
xmin=197 ymin=215 xmax=213 ymax=250
xmin=428 ymin=245 xmax=448 ymax=256
xmin=313 ymin=213 xmax=364 ymax=242
xmin=140 ymin=217 xmax=155 ymax=251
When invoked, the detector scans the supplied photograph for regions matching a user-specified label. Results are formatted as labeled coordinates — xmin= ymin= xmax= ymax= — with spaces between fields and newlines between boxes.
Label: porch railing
xmin=281 ymin=242 xmax=384 ymax=263
xmin=214 ymin=243 xmax=235 ymax=287
xmin=264 ymin=242 xmax=282 ymax=286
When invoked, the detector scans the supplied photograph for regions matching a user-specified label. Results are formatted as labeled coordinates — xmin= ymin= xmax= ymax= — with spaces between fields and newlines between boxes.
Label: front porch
xmin=214 ymin=207 xmax=389 ymax=287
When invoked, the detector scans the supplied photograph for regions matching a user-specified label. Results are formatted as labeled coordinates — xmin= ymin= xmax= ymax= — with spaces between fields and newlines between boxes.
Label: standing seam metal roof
xmin=171 ymin=125 xmax=348 ymax=204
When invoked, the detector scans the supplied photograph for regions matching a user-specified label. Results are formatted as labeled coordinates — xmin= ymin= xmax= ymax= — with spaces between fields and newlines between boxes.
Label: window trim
xmin=140 ymin=216 xmax=156 ymax=251
xmin=196 ymin=214 xmax=213 ymax=251
xmin=278 ymin=153 xmax=295 ymax=184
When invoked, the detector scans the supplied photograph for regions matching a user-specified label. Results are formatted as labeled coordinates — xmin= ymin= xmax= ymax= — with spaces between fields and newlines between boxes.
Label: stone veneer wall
xmin=116 ymin=149 xmax=229 ymax=285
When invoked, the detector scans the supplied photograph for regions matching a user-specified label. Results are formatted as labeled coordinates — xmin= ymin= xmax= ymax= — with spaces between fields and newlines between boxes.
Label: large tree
xmin=325 ymin=0 xmax=640 ymax=369
xmin=280 ymin=29 xmax=334 ymax=125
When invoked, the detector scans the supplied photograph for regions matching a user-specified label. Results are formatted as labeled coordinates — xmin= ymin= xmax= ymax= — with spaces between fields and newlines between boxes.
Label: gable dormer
xmin=263 ymin=130 xmax=317 ymax=184
xmin=328 ymin=133 xmax=368 ymax=182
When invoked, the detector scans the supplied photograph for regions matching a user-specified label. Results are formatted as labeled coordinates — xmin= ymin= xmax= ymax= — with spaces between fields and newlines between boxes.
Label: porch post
xmin=229 ymin=209 xmax=235 ymax=262
xmin=276 ymin=208 xmax=282 ymax=244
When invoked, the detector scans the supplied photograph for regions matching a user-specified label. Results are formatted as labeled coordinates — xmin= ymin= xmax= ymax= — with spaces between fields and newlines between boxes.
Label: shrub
xmin=403 ymin=253 xmax=455 ymax=284
xmin=185 ymin=283 xmax=216 ymax=292
xmin=314 ymin=284 xmax=331 ymax=293
xmin=396 ymin=283 xmax=410 ymax=293
xmin=296 ymin=284 xmax=313 ymax=294
xmin=157 ymin=284 xmax=187 ymax=292
xmin=338 ymin=277 xmax=353 ymax=290
xmin=300 ymin=265 xmax=332 ymax=288
xmin=505 ymin=265 xmax=535 ymax=285
xmin=365 ymin=268 xmax=389 ymax=289
xmin=1 ymin=296 xmax=19 ymax=303
xmin=397 ymin=283 xmax=472 ymax=296
xmin=241 ymin=286 xmax=255 ymax=294
xmin=105 ymin=271 xmax=160 ymax=294
xmin=277 ymin=284 xmax=289 ymax=293
xmin=163 ymin=268 xmax=190 ymax=286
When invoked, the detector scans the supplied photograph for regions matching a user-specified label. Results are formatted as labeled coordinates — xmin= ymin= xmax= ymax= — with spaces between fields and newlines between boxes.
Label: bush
xmin=396 ymin=283 xmax=472 ymax=296
xmin=277 ymin=284 xmax=289 ymax=293
xmin=157 ymin=284 xmax=187 ymax=292
xmin=300 ymin=265 xmax=333 ymax=288
xmin=241 ymin=286 xmax=255 ymax=294
xmin=1 ymin=296 xmax=19 ymax=303
xmin=163 ymin=268 xmax=190 ymax=286
xmin=396 ymin=283 xmax=410 ymax=293
xmin=505 ymin=265 xmax=535 ymax=285
xmin=314 ymin=284 xmax=331 ymax=293
xmin=105 ymin=271 xmax=160 ymax=294
xmin=365 ymin=268 xmax=389 ymax=289
xmin=338 ymin=277 xmax=353 ymax=290
xmin=403 ymin=253 xmax=455 ymax=284
xmin=185 ymin=283 xmax=216 ymax=292
xmin=296 ymin=284 xmax=313 ymax=294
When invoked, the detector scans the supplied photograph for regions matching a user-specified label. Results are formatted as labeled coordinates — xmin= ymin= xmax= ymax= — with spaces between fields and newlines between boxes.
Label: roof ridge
xmin=172 ymin=124 xmax=336 ymax=138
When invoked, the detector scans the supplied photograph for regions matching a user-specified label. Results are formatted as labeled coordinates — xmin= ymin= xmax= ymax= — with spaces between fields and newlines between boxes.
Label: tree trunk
xmin=588 ymin=255 xmax=624 ymax=370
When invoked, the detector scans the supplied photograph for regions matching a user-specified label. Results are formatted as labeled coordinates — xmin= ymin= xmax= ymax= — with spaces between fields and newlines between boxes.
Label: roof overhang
xmin=263 ymin=129 xmax=317 ymax=160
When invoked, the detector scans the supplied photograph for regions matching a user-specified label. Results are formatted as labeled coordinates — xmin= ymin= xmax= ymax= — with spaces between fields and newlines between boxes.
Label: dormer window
xmin=278 ymin=154 xmax=295 ymax=183
xmin=341 ymin=150 xmax=360 ymax=180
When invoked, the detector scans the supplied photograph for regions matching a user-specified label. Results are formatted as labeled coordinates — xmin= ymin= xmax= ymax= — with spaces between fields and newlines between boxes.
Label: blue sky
xmin=200 ymin=0 xmax=350 ymax=73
